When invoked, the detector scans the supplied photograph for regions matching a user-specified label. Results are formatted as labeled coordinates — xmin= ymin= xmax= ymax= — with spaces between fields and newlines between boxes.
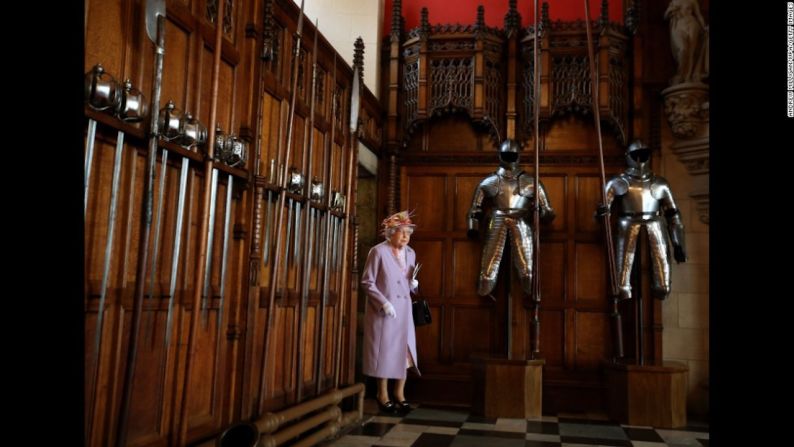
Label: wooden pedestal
xmin=472 ymin=356 xmax=544 ymax=419
xmin=603 ymin=361 xmax=689 ymax=428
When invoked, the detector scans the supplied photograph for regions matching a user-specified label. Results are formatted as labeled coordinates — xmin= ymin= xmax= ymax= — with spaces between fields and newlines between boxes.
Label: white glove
xmin=382 ymin=302 xmax=397 ymax=318
xmin=411 ymin=279 xmax=419 ymax=290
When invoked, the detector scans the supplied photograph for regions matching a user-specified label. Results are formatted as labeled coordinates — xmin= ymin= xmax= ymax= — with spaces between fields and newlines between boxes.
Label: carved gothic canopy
xmin=393 ymin=4 xmax=632 ymax=148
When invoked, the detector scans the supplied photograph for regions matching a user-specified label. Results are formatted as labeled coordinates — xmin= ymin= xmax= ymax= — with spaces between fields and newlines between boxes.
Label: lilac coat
xmin=361 ymin=241 xmax=419 ymax=379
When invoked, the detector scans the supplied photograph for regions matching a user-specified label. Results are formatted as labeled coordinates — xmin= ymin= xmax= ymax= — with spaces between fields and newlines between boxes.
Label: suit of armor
xmin=602 ymin=141 xmax=687 ymax=300
xmin=467 ymin=140 xmax=555 ymax=297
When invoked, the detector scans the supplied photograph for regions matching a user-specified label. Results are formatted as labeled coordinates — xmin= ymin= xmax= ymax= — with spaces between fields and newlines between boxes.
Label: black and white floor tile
xmin=321 ymin=400 xmax=708 ymax=447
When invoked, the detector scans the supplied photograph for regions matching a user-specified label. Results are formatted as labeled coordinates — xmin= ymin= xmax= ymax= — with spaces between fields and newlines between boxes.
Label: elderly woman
xmin=361 ymin=210 xmax=421 ymax=414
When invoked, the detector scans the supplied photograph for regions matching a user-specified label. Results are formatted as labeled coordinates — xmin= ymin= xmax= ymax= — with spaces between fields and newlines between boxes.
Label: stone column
xmin=661 ymin=82 xmax=709 ymax=224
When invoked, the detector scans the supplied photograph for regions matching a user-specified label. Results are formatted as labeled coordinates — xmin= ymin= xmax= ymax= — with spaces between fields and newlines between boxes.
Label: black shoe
xmin=397 ymin=401 xmax=413 ymax=413
xmin=376 ymin=399 xmax=398 ymax=414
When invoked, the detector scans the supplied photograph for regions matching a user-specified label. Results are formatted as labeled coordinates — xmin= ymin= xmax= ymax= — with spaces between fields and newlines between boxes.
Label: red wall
xmin=383 ymin=0 xmax=624 ymax=36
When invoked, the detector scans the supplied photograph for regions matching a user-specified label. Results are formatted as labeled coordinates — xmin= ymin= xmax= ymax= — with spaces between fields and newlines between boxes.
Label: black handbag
xmin=412 ymin=299 xmax=432 ymax=326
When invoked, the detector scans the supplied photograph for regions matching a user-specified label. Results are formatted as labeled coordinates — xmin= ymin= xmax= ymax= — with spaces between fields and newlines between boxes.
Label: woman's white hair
xmin=383 ymin=225 xmax=414 ymax=239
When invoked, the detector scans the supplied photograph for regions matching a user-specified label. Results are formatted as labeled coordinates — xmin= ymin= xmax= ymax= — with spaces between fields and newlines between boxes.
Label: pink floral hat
xmin=381 ymin=210 xmax=416 ymax=232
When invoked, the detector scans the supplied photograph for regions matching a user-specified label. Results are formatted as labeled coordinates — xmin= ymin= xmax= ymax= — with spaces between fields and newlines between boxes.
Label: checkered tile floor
xmin=321 ymin=400 xmax=709 ymax=447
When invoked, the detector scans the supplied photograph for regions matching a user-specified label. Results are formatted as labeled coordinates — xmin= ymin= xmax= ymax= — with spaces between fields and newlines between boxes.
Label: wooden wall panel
xmin=451 ymin=306 xmax=494 ymax=362
xmin=410 ymin=240 xmax=443 ymax=297
xmin=575 ymin=175 xmax=604 ymax=234
xmin=161 ymin=21 xmax=191 ymax=110
xmin=542 ymin=174 xmax=568 ymax=233
xmin=539 ymin=241 xmax=566 ymax=307
xmin=186 ymin=315 xmax=221 ymax=417
xmin=538 ymin=310 xmax=564 ymax=368
xmin=398 ymin=160 xmax=624 ymax=412
xmin=124 ymin=312 xmax=171 ymax=439
xmin=574 ymin=311 xmax=611 ymax=370
xmin=303 ymin=306 xmax=316 ymax=382
xmin=323 ymin=308 xmax=337 ymax=376
xmin=453 ymin=174 xmax=487 ymax=232
xmin=545 ymin=115 xmax=622 ymax=155
xmin=404 ymin=174 xmax=447 ymax=231
xmin=452 ymin=240 xmax=481 ymax=298
xmin=426 ymin=114 xmax=479 ymax=152
xmin=85 ymin=0 xmax=126 ymax=76
xmin=291 ymin=114 xmax=307 ymax=168
xmin=218 ymin=61 xmax=237 ymax=130
xmin=415 ymin=305 xmax=443 ymax=366
xmin=575 ymin=242 xmax=607 ymax=306
xmin=86 ymin=1 xmax=381 ymax=444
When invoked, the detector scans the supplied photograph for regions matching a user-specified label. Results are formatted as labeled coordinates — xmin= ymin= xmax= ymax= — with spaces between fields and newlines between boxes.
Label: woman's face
xmin=388 ymin=226 xmax=413 ymax=249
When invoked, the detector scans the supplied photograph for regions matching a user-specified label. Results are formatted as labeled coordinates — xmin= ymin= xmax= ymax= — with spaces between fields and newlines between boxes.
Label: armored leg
xmin=477 ymin=215 xmax=508 ymax=296
xmin=615 ymin=218 xmax=641 ymax=300
xmin=509 ymin=217 xmax=534 ymax=296
xmin=646 ymin=219 xmax=672 ymax=299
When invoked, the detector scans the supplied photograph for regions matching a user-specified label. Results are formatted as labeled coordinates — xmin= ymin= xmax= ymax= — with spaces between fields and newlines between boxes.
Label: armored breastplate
xmin=493 ymin=169 xmax=530 ymax=215
xmin=620 ymin=175 xmax=662 ymax=216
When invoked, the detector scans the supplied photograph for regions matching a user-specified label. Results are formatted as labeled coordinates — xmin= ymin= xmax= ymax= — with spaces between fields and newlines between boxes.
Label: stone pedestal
xmin=472 ymin=355 xmax=544 ymax=419
xmin=603 ymin=361 xmax=689 ymax=428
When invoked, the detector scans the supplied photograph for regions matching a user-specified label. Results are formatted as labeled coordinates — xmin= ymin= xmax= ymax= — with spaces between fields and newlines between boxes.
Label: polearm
xmin=256 ymin=0 xmax=305 ymax=416
xmin=175 ymin=0 xmax=227 ymax=441
xmin=296 ymin=20 xmax=320 ymax=403
xmin=529 ymin=0 xmax=542 ymax=358
xmin=314 ymin=54 xmax=337 ymax=396
xmin=241 ymin=0 xmax=276 ymax=417
xmin=116 ymin=0 xmax=166 ymax=445
xmin=334 ymin=62 xmax=360 ymax=388
xmin=583 ymin=0 xmax=623 ymax=359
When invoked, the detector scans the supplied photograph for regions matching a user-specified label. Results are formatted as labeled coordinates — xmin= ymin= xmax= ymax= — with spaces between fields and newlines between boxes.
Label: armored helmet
xmin=626 ymin=139 xmax=651 ymax=177
xmin=498 ymin=139 xmax=520 ymax=164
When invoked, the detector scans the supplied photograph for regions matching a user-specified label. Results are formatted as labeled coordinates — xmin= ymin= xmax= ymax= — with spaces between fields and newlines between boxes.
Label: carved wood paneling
xmin=86 ymin=0 xmax=376 ymax=444
xmin=403 ymin=59 xmax=419 ymax=129
xmin=518 ymin=21 xmax=629 ymax=145
xmin=397 ymin=158 xmax=632 ymax=411
xmin=429 ymin=57 xmax=474 ymax=114
xmin=551 ymin=54 xmax=592 ymax=116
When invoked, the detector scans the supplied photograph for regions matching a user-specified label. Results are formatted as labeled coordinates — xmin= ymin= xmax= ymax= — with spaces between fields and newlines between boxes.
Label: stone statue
xmin=664 ymin=0 xmax=708 ymax=84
